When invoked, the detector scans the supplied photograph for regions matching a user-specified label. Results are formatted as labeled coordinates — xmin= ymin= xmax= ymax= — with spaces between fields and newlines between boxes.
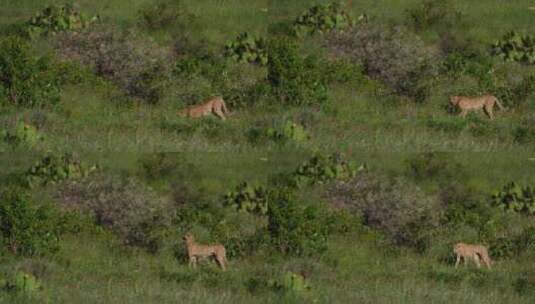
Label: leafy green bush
xmin=319 ymin=58 xmax=366 ymax=84
xmin=27 ymin=4 xmax=98 ymax=38
xmin=326 ymin=173 xmax=441 ymax=247
xmin=138 ymin=0 xmax=191 ymax=30
xmin=492 ymin=31 xmax=535 ymax=64
xmin=24 ymin=153 xmax=98 ymax=188
xmin=172 ymin=51 xmax=266 ymax=109
xmin=223 ymin=82 xmax=272 ymax=109
xmin=267 ymin=38 xmax=327 ymax=106
xmin=268 ymin=271 xmax=311 ymax=293
xmin=490 ymin=227 xmax=535 ymax=259
xmin=514 ymin=117 xmax=535 ymax=143
xmin=138 ymin=152 xmax=185 ymax=181
xmin=56 ymin=26 xmax=170 ymax=103
xmin=491 ymin=182 xmax=535 ymax=214
xmin=0 ymin=36 xmax=61 ymax=107
xmin=2 ymin=121 xmax=43 ymax=148
xmin=223 ymin=182 xmax=270 ymax=216
xmin=267 ymin=189 xmax=328 ymax=256
xmin=1 ymin=271 xmax=42 ymax=298
xmin=225 ymin=32 xmax=268 ymax=65
xmin=406 ymin=152 xmax=466 ymax=183
xmin=0 ymin=188 xmax=68 ymax=256
xmin=440 ymin=182 xmax=504 ymax=242
xmin=285 ymin=152 xmax=362 ymax=188
xmin=247 ymin=120 xmax=309 ymax=145
xmin=293 ymin=2 xmax=356 ymax=36
xmin=324 ymin=208 xmax=363 ymax=235
xmin=406 ymin=0 xmax=461 ymax=32
xmin=268 ymin=121 xmax=308 ymax=143
xmin=58 ymin=174 xmax=173 ymax=252
xmin=441 ymin=52 xmax=535 ymax=108
xmin=327 ymin=23 xmax=438 ymax=102
xmin=174 ymin=196 xmax=265 ymax=259
xmin=514 ymin=271 xmax=535 ymax=295
xmin=54 ymin=60 xmax=102 ymax=86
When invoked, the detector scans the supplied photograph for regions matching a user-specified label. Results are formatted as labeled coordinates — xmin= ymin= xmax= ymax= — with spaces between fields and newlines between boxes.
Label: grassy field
xmin=1 ymin=0 xmax=535 ymax=303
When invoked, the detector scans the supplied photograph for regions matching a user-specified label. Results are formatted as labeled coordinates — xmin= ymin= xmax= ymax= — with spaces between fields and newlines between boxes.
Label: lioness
xmin=177 ymin=96 xmax=229 ymax=120
xmin=183 ymin=233 xmax=228 ymax=270
xmin=453 ymin=242 xmax=492 ymax=269
xmin=449 ymin=94 xmax=505 ymax=120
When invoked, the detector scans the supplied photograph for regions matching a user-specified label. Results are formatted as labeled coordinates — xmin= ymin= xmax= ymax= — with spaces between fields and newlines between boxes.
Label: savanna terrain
xmin=1 ymin=0 xmax=535 ymax=303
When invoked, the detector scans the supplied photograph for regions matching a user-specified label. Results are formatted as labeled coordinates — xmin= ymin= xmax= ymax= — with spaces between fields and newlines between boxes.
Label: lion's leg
xmin=221 ymin=102 xmax=229 ymax=114
xmin=455 ymin=255 xmax=461 ymax=268
xmin=459 ymin=109 xmax=468 ymax=118
xmin=215 ymin=254 xmax=226 ymax=270
xmin=188 ymin=256 xmax=195 ymax=268
xmin=213 ymin=107 xmax=226 ymax=120
xmin=482 ymin=254 xmax=492 ymax=269
xmin=473 ymin=254 xmax=481 ymax=268
xmin=484 ymin=105 xmax=494 ymax=120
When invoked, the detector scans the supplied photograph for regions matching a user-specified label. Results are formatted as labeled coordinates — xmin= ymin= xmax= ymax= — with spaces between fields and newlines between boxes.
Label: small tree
xmin=0 ymin=188 xmax=66 ymax=256
xmin=267 ymin=38 xmax=327 ymax=106
xmin=0 ymin=36 xmax=61 ymax=107
xmin=267 ymin=189 xmax=328 ymax=256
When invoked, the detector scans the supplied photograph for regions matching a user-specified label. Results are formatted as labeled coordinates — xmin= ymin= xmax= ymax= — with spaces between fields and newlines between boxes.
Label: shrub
xmin=504 ymin=75 xmax=535 ymax=107
xmin=54 ymin=60 xmax=101 ymax=86
xmin=267 ymin=271 xmax=311 ymax=293
xmin=492 ymin=31 xmax=535 ymax=64
xmin=514 ymin=271 xmax=535 ymax=295
xmin=490 ymin=227 xmax=535 ymax=259
xmin=326 ymin=173 xmax=441 ymax=247
xmin=267 ymin=189 xmax=328 ymax=256
xmin=56 ymin=26 xmax=170 ymax=103
xmin=0 ymin=188 xmax=68 ymax=256
xmin=324 ymin=208 xmax=362 ymax=235
xmin=514 ymin=116 xmax=535 ymax=143
xmin=267 ymin=38 xmax=328 ymax=106
xmin=24 ymin=153 xmax=98 ymax=188
xmin=173 ymin=196 xmax=265 ymax=259
xmin=223 ymin=182 xmax=270 ymax=216
xmin=247 ymin=120 xmax=309 ymax=145
xmin=293 ymin=2 xmax=356 ymax=36
xmin=225 ymin=32 xmax=268 ymax=65
xmin=2 ymin=121 xmax=43 ymax=149
xmin=440 ymin=182 xmax=504 ymax=242
xmin=27 ymin=4 xmax=98 ymax=38
xmin=172 ymin=51 xmax=266 ymax=109
xmin=57 ymin=174 xmax=173 ymax=252
xmin=327 ymin=23 xmax=438 ymax=102
xmin=406 ymin=152 xmax=466 ymax=183
xmin=223 ymin=82 xmax=272 ymax=109
xmin=285 ymin=152 xmax=363 ymax=188
xmin=319 ymin=57 xmax=366 ymax=84
xmin=0 ymin=36 xmax=61 ymax=107
xmin=1 ymin=271 xmax=42 ymax=298
xmin=406 ymin=0 xmax=461 ymax=32
xmin=491 ymin=182 xmax=535 ymax=214
xmin=138 ymin=152 xmax=184 ymax=181
xmin=138 ymin=0 xmax=191 ymax=30
xmin=441 ymin=51 xmax=535 ymax=108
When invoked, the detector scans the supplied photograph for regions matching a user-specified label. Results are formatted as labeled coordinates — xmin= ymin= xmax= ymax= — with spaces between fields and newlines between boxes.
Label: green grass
xmin=1 ymin=0 xmax=535 ymax=303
